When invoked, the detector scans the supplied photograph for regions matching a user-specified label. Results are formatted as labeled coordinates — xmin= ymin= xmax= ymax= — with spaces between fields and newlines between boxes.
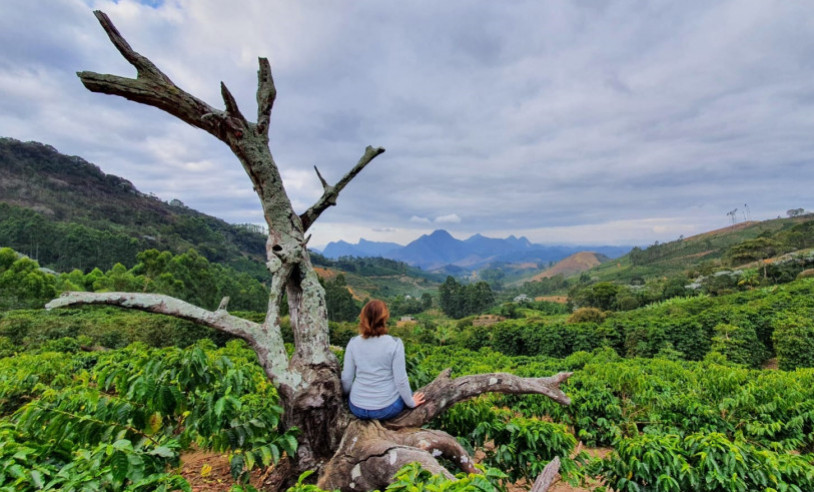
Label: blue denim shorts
xmin=348 ymin=397 xmax=405 ymax=420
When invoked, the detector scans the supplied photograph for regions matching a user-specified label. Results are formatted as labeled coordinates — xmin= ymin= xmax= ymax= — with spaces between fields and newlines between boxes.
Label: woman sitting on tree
xmin=341 ymin=299 xmax=426 ymax=420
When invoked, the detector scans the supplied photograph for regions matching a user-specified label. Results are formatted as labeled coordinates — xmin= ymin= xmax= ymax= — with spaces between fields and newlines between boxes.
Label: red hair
xmin=359 ymin=299 xmax=389 ymax=338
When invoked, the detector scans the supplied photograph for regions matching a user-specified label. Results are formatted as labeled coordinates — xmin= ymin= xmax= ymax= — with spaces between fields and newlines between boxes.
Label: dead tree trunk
xmin=48 ymin=11 xmax=573 ymax=491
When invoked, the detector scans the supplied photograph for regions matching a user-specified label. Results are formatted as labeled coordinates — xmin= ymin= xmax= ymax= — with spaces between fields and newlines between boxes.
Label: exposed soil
xmin=535 ymin=295 xmax=568 ymax=304
xmin=178 ymin=449 xmax=267 ymax=491
xmin=473 ymin=314 xmax=507 ymax=327
xmin=313 ymin=267 xmax=338 ymax=280
xmin=530 ymin=252 xmax=603 ymax=282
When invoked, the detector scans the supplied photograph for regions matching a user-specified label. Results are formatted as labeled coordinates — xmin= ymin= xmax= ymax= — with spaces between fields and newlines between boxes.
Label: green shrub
xmin=710 ymin=323 xmax=766 ymax=367
xmin=566 ymin=307 xmax=606 ymax=324
xmin=773 ymin=312 xmax=814 ymax=370
xmin=597 ymin=432 xmax=814 ymax=492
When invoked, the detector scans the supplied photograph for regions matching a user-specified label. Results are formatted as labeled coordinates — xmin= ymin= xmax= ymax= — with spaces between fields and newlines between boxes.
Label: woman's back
xmin=343 ymin=334 xmax=411 ymax=409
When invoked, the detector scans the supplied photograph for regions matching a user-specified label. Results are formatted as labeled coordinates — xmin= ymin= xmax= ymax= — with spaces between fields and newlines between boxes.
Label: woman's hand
xmin=413 ymin=392 xmax=426 ymax=407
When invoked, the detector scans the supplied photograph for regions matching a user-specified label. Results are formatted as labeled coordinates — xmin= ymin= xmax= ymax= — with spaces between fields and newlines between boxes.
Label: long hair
xmin=359 ymin=299 xmax=389 ymax=338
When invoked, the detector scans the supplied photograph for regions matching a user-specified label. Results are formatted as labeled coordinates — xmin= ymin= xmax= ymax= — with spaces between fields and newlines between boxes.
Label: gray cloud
xmin=1 ymin=0 xmax=813 ymax=249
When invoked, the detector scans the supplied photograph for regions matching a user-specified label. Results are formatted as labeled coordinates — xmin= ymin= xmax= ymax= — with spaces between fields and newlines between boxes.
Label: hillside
xmin=528 ymin=251 xmax=609 ymax=282
xmin=0 ymin=138 xmax=447 ymax=299
xmin=587 ymin=215 xmax=814 ymax=283
xmin=311 ymin=254 xmax=442 ymax=299
xmin=0 ymin=138 xmax=268 ymax=276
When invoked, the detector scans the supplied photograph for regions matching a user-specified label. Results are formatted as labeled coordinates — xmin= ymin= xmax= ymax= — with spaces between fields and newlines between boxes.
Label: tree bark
xmin=56 ymin=11 xmax=573 ymax=491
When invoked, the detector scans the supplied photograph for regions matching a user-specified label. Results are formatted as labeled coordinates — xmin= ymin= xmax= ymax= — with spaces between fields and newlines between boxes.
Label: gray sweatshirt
xmin=341 ymin=334 xmax=416 ymax=410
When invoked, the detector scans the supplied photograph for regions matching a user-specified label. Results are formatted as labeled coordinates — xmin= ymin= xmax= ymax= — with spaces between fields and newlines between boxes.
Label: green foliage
xmin=710 ymin=323 xmax=766 ymax=367
xmin=0 ymin=245 xmax=270 ymax=314
xmin=569 ymin=282 xmax=621 ymax=311
xmin=516 ymin=274 xmax=569 ymax=299
xmin=388 ymin=293 xmax=432 ymax=317
xmin=0 ymin=139 xmax=268 ymax=277
xmin=430 ymin=392 xmax=583 ymax=484
xmin=0 ymin=307 xmax=235 ymax=350
xmin=130 ymin=249 xmax=269 ymax=311
xmin=472 ymin=318 xmax=618 ymax=359
xmin=439 ymin=277 xmax=495 ymax=318
xmin=726 ymin=237 xmax=781 ymax=265
xmin=597 ymin=432 xmax=814 ymax=492
xmin=0 ymin=248 xmax=57 ymax=310
xmin=386 ymin=462 xmax=508 ymax=491
xmin=773 ymin=312 xmax=814 ymax=370
xmin=0 ymin=340 xmax=295 ymax=490
xmin=566 ymin=307 xmax=606 ymax=324
xmin=322 ymin=274 xmax=360 ymax=322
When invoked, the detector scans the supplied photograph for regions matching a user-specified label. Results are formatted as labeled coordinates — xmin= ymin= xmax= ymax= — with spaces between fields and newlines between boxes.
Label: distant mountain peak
xmin=322 ymin=229 xmax=631 ymax=270
xmin=428 ymin=229 xmax=454 ymax=238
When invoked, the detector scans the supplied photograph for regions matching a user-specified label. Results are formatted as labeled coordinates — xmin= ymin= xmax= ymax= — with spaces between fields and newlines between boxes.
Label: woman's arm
xmin=341 ymin=340 xmax=356 ymax=394
xmin=392 ymin=338 xmax=422 ymax=408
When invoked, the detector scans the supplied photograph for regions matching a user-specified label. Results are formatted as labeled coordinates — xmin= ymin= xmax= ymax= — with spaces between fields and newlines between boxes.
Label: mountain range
xmin=1 ymin=137 xmax=630 ymax=276
xmin=320 ymin=229 xmax=631 ymax=270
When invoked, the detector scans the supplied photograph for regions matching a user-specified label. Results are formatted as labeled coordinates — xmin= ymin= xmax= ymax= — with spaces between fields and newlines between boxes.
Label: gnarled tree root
xmin=317 ymin=420 xmax=472 ymax=491
xmin=316 ymin=369 xmax=572 ymax=491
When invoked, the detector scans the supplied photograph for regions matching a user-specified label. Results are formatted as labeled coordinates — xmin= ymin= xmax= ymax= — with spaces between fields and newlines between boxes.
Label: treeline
xmin=0 ymin=203 xmax=268 ymax=280
xmin=311 ymin=252 xmax=441 ymax=281
xmin=724 ymin=219 xmax=814 ymax=264
xmin=1 ymin=138 xmax=269 ymax=278
xmin=0 ymin=247 xmax=269 ymax=312
xmin=438 ymin=276 xmax=495 ymax=318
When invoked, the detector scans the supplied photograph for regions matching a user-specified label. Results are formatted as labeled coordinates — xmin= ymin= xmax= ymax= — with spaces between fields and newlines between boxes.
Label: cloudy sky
xmin=2 ymin=0 xmax=813 ymax=249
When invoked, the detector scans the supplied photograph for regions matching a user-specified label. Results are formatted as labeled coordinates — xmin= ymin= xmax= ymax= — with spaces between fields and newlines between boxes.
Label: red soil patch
xmin=531 ymin=252 xmax=603 ymax=282
xmin=682 ymin=221 xmax=756 ymax=241
xmin=473 ymin=314 xmax=506 ymax=327
xmin=313 ymin=266 xmax=337 ymax=280
xmin=179 ymin=450 xmax=267 ymax=491
xmin=535 ymin=295 xmax=568 ymax=304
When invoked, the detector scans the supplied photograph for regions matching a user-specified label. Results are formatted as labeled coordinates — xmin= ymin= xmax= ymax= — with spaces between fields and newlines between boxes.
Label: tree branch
xmin=77 ymin=11 xmax=242 ymax=143
xmin=299 ymin=145 xmax=385 ymax=231
xmin=256 ymin=57 xmax=276 ymax=136
xmin=530 ymin=457 xmax=561 ymax=492
xmin=91 ymin=10 xmax=172 ymax=83
xmin=221 ymin=81 xmax=246 ymax=121
xmin=385 ymin=369 xmax=572 ymax=429
xmin=313 ymin=166 xmax=329 ymax=189
xmin=45 ymin=292 xmax=293 ymax=385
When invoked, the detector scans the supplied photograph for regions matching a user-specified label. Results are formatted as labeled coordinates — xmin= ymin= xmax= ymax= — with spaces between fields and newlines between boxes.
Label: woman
xmin=341 ymin=299 xmax=426 ymax=420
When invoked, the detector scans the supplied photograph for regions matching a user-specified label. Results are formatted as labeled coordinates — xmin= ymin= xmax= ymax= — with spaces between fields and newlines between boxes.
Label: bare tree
xmin=47 ymin=11 xmax=572 ymax=491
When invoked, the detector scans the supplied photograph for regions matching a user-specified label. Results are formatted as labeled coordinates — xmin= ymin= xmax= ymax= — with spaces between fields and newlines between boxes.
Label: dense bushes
xmin=471 ymin=279 xmax=814 ymax=368
xmin=773 ymin=312 xmax=814 ymax=370
xmin=0 ymin=248 xmax=57 ymax=310
xmin=598 ymin=432 xmax=814 ymax=492
xmin=0 ymin=340 xmax=296 ymax=490
xmin=4 ymin=314 xmax=814 ymax=489
xmin=0 ymin=308 xmax=234 ymax=350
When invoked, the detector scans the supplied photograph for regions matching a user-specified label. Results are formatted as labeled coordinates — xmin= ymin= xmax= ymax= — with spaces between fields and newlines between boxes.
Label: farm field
xmin=2 ymin=277 xmax=814 ymax=490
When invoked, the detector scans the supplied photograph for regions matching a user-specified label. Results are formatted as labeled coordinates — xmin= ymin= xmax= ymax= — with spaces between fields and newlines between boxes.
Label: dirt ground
xmin=177 ymin=445 xmax=612 ymax=491
xmin=178 ymin=449 xmax=267 ymax=491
